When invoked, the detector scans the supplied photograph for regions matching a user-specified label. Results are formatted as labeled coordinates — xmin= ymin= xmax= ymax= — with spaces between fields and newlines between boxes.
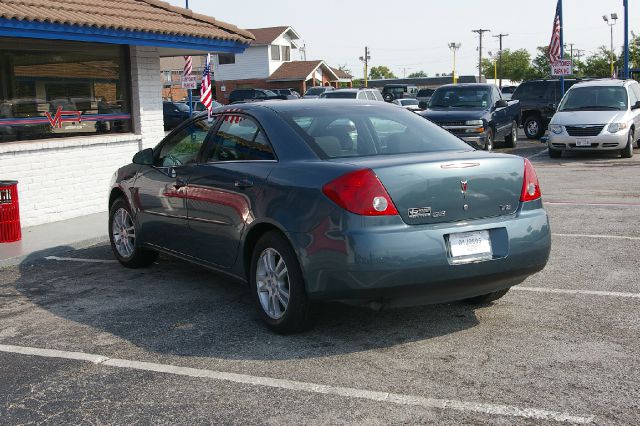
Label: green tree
xmin=582 ymin=46 xmax=618 ymax=77
xmin=408 ymin=70 xmax=428 ymax=78
xmin=369 ymin=66 xmax=396 ymax=80
xmin=481 ymin=49 xmax=532 ymax=81
xmin=522 ymin=46 xmax=552 ymax=80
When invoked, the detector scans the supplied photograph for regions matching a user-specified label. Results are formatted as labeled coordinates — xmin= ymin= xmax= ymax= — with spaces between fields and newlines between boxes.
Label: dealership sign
xmin=182 ymin=75 xmax=197 ymax=89
xmin=551 ymin=59 xmax=573 ymax=76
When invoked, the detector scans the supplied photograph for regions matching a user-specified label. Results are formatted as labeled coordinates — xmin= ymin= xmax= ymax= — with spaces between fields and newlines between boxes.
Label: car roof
xmin=218 ymin=99 xmax=398 ymax=113
xmin=570 ymin=79 xmax=628 ymax=88
xmin=437 ymin=83 xmax=493 ymax=89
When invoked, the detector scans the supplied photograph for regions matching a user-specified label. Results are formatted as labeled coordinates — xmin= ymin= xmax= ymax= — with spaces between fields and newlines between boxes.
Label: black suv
xmin=381 ymin=84 xmax=417 ymax=102
xmin=228 ymin=88 xmax=285 ymax=104
xmin=512 ymin=79 xmax=579 ymax=139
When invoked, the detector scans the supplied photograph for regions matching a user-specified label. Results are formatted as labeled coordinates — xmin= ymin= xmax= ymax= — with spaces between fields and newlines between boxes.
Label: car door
xmin=492 ymin=86 xmax=509 ymax=137
xmin=629 ymin=83 xmax=640 ymax=129
xmin=134 ymin=116 xmax=215 ymax=253
xmin=184 ymin=113 xmax=277 ymax=267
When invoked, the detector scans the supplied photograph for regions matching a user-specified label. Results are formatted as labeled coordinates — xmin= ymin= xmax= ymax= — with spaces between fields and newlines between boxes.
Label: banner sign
xmin=551 ymin=59 xmax=573 ymax=76
xmin=182 ymin=75 xmax=197 ymax=89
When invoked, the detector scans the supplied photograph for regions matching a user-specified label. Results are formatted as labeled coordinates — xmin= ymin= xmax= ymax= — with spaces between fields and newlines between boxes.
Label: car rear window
xmin=281 ymin=105 xmax=471 ymax=159
xmin=321 ymin=91 xmax=357 ymax=99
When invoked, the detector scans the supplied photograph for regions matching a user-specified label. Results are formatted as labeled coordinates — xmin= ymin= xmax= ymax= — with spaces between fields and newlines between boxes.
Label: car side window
xmin=492 ymin=87 xmax=502 ymax=102
xmin=628 ymin=86 xmax=638 ymax=108
xmin=365 ymin=91 xmax=376 ymax=101
xmin=206 ymin=115 xmax=275 ymax=162
xmin=156 ymin=117 xmax=213 ymax=167
xmin=357 ymin=92 xmax=367 ymax=100
xmin=630 ymin=83 xmax=640 ymax=106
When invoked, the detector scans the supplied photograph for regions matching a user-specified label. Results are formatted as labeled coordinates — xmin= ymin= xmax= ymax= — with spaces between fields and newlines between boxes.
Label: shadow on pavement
xmin=11 ymin=245 xmax=483 ymax=361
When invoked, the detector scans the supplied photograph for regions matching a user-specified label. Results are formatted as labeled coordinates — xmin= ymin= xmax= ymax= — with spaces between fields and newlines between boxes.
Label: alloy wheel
xmin=512 ymin=122 xmax=518 ymax=143
xmin=112 ymin=207 xmax=136 ymax=258
xmin=256 ymin=248 xmax=290 ymax=320
xmin=526 ymin=120 xmax=539 ymax=138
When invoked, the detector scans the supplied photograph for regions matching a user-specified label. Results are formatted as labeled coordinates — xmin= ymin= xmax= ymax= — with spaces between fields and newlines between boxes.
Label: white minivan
xmin=547 ymin=79 xmax=640 ymax=158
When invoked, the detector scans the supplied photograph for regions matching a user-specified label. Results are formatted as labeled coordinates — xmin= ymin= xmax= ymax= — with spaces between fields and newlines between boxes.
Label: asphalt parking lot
xmin=1 ymin=137 xmax=639 ymax=425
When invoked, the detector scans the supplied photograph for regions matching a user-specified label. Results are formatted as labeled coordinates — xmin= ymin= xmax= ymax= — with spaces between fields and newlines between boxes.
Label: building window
xmin=271 ymin=45 xmax=281 ymax=61
xmin=0 ymin=38 xmax=131 ymax=143
xmin=281 ymin=46 xmax=291 ymax=61
xmin=218 ymin=53 xmax=235 ymax=65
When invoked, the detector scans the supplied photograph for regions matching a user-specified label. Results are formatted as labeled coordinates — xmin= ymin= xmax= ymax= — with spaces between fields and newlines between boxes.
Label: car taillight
xmin=520 ymin=158 xmax=542 ymax=202
xmin=322 ymin=169 xmax=399 ymax=216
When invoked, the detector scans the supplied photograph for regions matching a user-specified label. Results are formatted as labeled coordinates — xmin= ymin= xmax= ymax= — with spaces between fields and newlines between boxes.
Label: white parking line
xmin=552 ymin=233 xmax=640 ymax=241
xmin=513 ymin=287 xmax=640 ymax=299
xmin=546 ymin=201 xmax=640 ymax=207
xmin=0 ymin=344 xmax=594 ymax=424
xmin=44 ymin=256 xmax=118 ymax=264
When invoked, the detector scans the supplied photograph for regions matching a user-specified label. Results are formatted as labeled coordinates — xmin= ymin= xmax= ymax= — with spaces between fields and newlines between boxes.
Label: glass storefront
xmin=0 ymin=38 xmax=131 ymax=143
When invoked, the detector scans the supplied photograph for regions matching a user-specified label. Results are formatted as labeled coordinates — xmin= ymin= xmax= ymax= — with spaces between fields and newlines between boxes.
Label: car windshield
xmin=429 ymin=87 xmax=491 ymax=109
xmin=280 ymin=105 xmax=471 ymax=159
xmin=400 ymin=99 xmax=419 ymax=106
xmin=264 ymin=90 xmax=278 ymax=97
xmin=305 ymin=88 xmax=326 ymax=96
xmin=558 ymin=86 xmax=628 ymax=111
xmin=321 ymin=92 xmax=357 ymax=99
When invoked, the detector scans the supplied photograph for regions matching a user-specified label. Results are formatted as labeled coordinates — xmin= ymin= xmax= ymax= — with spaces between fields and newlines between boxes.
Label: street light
xmin=448 ymin=42 xmax=461 ymax=84
xmin=603 ymin=13 xmax=618 ymax=77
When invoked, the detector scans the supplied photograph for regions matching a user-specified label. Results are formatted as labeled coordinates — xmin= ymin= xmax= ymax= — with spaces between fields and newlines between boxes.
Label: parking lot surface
xmin=1 ymin=140 xmax=639 ymax=424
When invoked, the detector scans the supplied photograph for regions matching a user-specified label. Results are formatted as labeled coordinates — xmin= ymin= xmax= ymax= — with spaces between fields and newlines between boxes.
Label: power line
xmin=472 ymin=29 xmax=491 ymax=81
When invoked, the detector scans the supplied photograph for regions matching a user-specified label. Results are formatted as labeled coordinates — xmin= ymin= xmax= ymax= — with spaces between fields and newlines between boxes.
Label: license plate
xmin=448 ymin=230 xmax=492 ymax=261
xmin=575 ymin=138 xmax=591 ymax=147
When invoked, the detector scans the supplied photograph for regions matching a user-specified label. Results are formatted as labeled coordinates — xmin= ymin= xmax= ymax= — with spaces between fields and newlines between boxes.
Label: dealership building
xmin=0 ymin=0 xmax=252 ymax=227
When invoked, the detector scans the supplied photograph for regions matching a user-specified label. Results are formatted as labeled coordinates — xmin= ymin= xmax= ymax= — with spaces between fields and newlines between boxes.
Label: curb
xmin=0 ymin=235 xmax=109 ymax=269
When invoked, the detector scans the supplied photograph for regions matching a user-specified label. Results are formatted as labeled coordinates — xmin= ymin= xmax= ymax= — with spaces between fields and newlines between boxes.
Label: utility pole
xmin=359 ymin=46 xmax=371 ymax=87
xmin=472 ymin=29 xmax=491 ymax=82
xmin=448 ymin=42 xmax=461 ymax=84
xmin=492 ymin=33 xmax=508 ymax=88
xmin=564 ymin=42 xmax=574 ymax=61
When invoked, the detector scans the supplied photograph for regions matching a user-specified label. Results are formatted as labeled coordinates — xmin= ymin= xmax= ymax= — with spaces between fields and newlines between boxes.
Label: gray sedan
xmin=109 ymin=100 xmax=550 ymax=333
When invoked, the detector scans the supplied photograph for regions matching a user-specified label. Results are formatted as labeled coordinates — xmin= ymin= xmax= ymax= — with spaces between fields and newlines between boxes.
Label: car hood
xmin=419 ymin=109 xmax=487 ymax=122
xmin=551 ymin=110 xmax=628 ymax=125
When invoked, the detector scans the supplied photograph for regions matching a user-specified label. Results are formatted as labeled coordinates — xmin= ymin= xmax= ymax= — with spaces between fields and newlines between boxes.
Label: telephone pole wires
xmin=492 ymin=33 xmax=508 ymax=88
xmin=472 ymin=29 xmax=491 ymax=82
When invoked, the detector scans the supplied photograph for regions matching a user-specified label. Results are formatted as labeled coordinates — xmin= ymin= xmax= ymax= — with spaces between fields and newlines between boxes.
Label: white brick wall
xmin=0 ymin=45 xmax=166 ymax=228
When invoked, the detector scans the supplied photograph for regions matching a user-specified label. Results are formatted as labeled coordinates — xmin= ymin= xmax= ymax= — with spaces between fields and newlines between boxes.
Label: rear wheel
xmin=464 ymin=288 xmax=510 ymax=304
xmin=524 ymin=116 xmax=542 ymax=139
xmin=548 ymin=147 xmax=562 ymax=158
xmin=621 ymin=130 xmax=634 ymax=158
xmin=383 ymin=93 xmax=394 ymax=102
xmin=109 ymin=198 xmax=158 ymax=268
xmin=484 ymin=128 xmax=494 ymax=151
xmin=250 ymin=231 xmax=312 ymax=334
xmin=504 ymin=120 xmax=518 ymax=148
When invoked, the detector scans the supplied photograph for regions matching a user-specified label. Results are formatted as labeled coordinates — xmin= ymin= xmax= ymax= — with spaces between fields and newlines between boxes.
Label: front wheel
xmin=621 ymin=130 xmax=634 ymax=158
xmin=524 ymin=116 xmax=542 ymax=139
xmin=504 ymin=121 xmax=518 ymax=148
xmin=109 ymin=198 xmax=158 ymax=268
xmin=484 ymin=128 xmax=494 ymax=151
xmin=383 ymin=93 xmax=394 ymax=102
xmin=250 ymin=231 xmax=312 ymax=334
xmin=464 ymin=288 xmax=510 ymax=304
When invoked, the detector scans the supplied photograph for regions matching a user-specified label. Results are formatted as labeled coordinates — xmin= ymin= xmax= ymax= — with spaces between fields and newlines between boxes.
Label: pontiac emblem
xmin=460 ymin=180 xmax=468 ymax=194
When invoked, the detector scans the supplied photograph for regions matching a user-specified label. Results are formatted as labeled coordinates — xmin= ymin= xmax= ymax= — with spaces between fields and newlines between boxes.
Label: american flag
xmin=548 ymin=0 xmax=562 ymax=64
xmin=201 ymin=53 xmax=213 ymax=116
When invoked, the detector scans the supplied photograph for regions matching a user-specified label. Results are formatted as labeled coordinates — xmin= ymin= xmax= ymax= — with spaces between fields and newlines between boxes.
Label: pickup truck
xmin=418 ymin=83 xmax=520 ymax=151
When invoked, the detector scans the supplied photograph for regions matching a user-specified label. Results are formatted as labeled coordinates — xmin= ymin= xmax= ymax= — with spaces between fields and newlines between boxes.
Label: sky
xmin=167 ymin=0 xmax=638 ymax=78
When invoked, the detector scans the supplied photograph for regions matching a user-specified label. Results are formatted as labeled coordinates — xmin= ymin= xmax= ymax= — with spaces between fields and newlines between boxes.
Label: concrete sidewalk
xmin=0 ymin=212 xmax=108 ymax=268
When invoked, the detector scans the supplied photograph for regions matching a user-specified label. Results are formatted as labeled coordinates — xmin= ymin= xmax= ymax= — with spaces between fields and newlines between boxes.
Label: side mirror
xmin=632 ymin=101 xmax=640 ymax=110
xmin=133 ymin=148 xmax=154 ymax=166
xmin=495 ymin=99 xmax=509 ymax=109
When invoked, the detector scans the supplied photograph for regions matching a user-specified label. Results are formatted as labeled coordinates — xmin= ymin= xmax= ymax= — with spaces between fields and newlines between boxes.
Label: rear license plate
xmin=575 ymin=138 xmax=591 ymax=147
xmin=448 ymin=230 xmax=492 ymax=261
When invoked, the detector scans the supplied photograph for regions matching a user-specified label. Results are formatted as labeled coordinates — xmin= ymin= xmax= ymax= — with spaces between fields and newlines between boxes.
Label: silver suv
xmin=548 ymin=79 xmax=640 ymax=158
xmin=319 ymin=88 xmax=384 ymax=101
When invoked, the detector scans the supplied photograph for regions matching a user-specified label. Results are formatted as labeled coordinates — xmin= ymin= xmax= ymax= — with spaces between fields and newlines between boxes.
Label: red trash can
xmin=0 ymin=180 xmax=21 ymax=243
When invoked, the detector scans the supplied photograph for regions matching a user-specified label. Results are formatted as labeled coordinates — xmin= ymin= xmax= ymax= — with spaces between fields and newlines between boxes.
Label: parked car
xmin=303 ymin=86 xmax=335 ymax=99
xmin=162 ymin=101 xmax=190 ymax=130
xmin=109 ymin=100 xmax=550 ymax=333
xmin=185 ymin=98 xmax=222 ymax=112
xmin=547 ymin=79 xmax=640 ymax=158
xmin=319 ymin=88 xmax=384 ymax=101
xmin=273 ymin=89 xmax=300 ymax=99
xmin=419 ymin=83 xmax=521 ymax=150
xmin=228 ymin=88 xmax=285 ymax=104
xmin=500 ymin=85 xmax=518 ymax=100
xmin=416 ymin=88 xmax=435 ymax=109
xmin=511 ymin=79 xmax=580 ymax=139
xmin=393 ymin=98 xmax=421 ymax=111
xmin=382 ymin=84 xmax=418 ymax=102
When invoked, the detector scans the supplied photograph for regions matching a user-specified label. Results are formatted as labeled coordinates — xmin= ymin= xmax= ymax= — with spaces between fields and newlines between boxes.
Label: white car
xmin=392 ymin=98 xmax=421 ymax=111
xmin=548 ymin=79 xmax=640 ymax=158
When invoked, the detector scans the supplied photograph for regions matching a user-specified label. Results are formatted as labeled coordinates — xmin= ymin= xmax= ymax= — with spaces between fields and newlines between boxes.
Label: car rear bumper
xmin=290 ymin=202 xmax=550 ymax=305
xmin=548 ymin=132 xmax=627 ymax=150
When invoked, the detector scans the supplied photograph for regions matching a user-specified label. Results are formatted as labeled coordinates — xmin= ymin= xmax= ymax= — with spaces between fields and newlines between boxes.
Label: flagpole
xmin=624 ymin=0 xmax=629 ymax=78
xmin=186 ymin=0 xmax=193 ymax=118
xmin=559 ymin=0 xmax=564 ymax=96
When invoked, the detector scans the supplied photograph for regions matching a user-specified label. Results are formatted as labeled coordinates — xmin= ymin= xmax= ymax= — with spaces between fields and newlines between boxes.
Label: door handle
xmin=235 ymin=179 xmax=254 ymax=189
xmin=172 ymin=178 xmax=186 ymax=190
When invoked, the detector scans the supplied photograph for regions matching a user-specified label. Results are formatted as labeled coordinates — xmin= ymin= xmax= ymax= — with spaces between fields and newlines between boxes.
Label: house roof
xmin=246 ymin=26 xmax=300 ymax=46
xmin=0 ymin=0 xmax=254 ymax=43
xmin=330 ymin=67 xmax=353 ymax=80
xmin=268 ymin=60 xmax=340 ymax=82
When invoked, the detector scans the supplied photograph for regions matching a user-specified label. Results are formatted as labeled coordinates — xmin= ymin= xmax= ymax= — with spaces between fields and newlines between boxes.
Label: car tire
xmin=464 ymin=288 xmax=510 ymax=305
xmin=548 ymin=147 xmax=562 ymax=158
xmin=621 ymin=130 xmax=634 ymax=158
xmin=524 ymin=116 xmax=542 ymax=139
xmin=484 ymin=128 xmax=494 ymax=151
xmin=383 ymin=93 xmax=394 ymax=103
xmin=109 ymin=197 xmax=158 ymax=268
xmin=504 ymin=120 xmax=518 ymax=148
xmin=250 ymin=231 xmax=312 ymax=334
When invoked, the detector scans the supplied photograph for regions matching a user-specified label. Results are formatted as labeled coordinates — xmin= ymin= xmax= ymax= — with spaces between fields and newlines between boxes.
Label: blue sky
xmin=168 ymin=0 xmax=637 ymax=78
